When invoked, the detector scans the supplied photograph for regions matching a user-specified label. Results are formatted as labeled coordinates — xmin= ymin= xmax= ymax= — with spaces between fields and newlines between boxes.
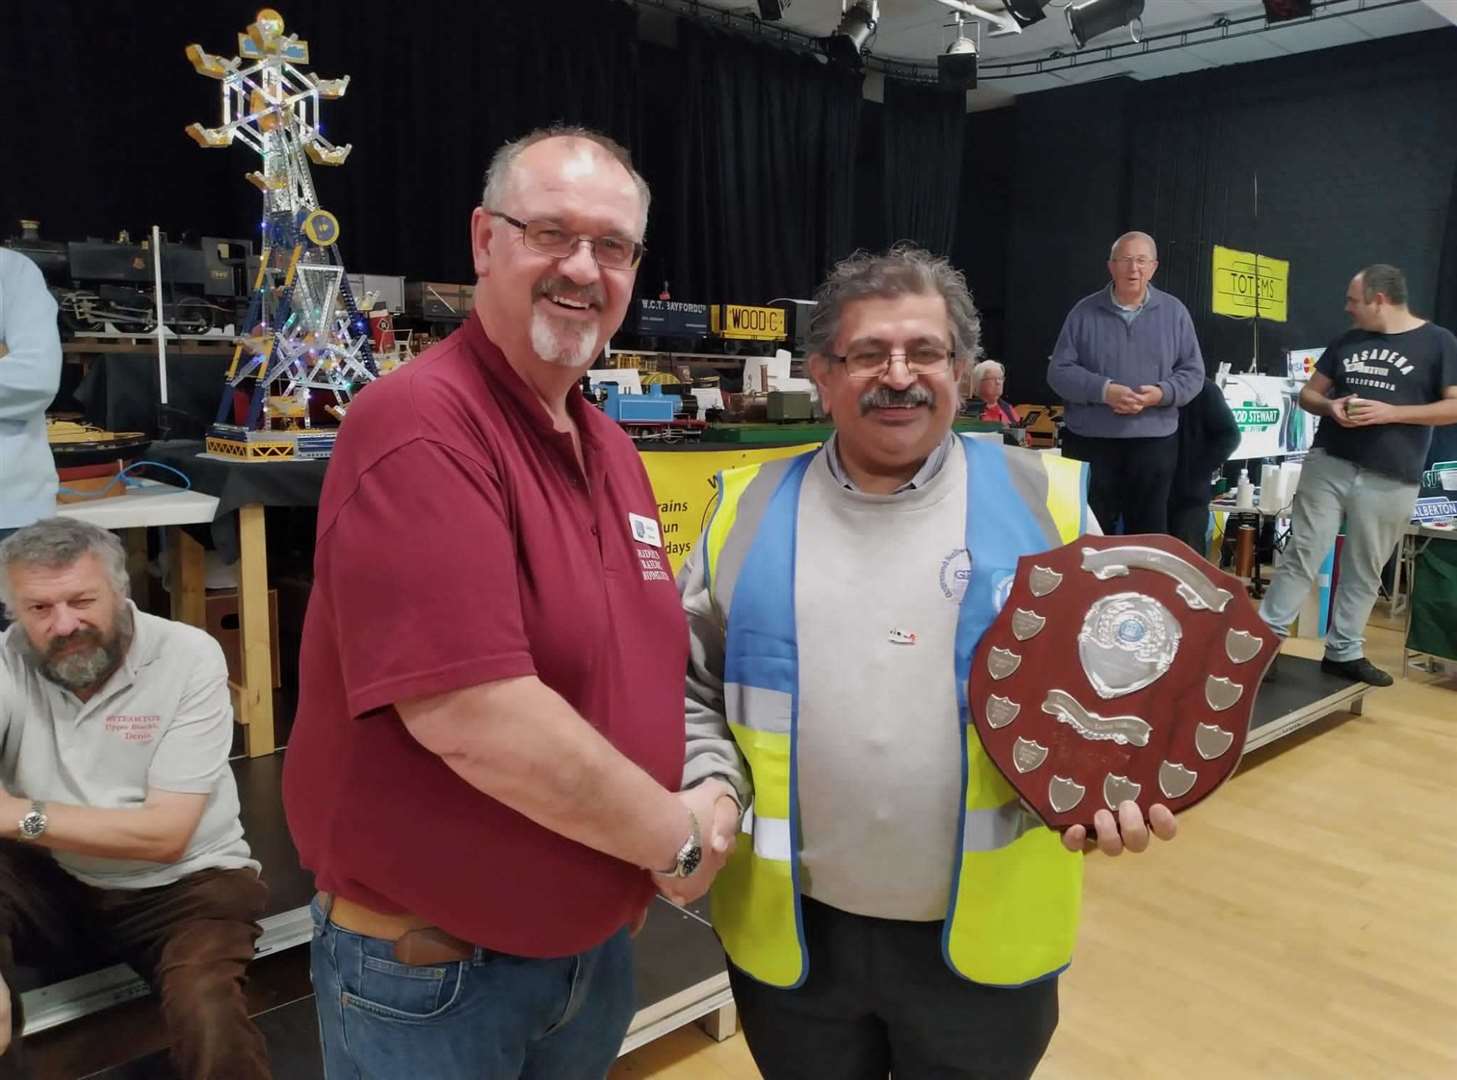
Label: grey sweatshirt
xmin=679 ymin=439 xmax=1099 ymax=921
xmin=1047 ymin=283 xmax=1206 ymax=439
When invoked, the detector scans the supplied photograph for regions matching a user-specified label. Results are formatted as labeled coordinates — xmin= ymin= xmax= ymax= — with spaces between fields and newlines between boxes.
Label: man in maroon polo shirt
xmin=283 ymin=126 xmax=740 ymax=1079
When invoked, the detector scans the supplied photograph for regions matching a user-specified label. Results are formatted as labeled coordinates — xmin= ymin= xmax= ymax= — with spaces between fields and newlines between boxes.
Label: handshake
xmin=651 ymin=779 xmax=741 ymax=908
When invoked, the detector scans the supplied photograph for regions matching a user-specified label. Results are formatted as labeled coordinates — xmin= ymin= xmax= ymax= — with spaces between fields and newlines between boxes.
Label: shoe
xmin=1320 ymin=656 xmax=1394 ymax=687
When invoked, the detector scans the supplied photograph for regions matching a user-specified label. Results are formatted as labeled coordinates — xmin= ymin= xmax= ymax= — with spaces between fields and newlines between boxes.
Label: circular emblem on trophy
xmin=969 ymin=534 xmax=1280 ymax=829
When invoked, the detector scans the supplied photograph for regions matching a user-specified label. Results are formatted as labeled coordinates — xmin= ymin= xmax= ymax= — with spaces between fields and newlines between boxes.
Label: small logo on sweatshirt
xmin=939 ymin=548 xmax=972 ymax=602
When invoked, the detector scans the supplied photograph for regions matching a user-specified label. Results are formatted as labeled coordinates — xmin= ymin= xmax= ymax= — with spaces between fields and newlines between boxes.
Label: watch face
xmin=680 ymin=844 xmax=702 ymax=878
xmin=20 ymin=812 xmax=45 ymax=839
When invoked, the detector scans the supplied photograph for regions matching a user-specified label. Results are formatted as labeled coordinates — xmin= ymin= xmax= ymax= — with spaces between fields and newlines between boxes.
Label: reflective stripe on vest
xmin=705 ymin=439 xmax=1087 ymax=989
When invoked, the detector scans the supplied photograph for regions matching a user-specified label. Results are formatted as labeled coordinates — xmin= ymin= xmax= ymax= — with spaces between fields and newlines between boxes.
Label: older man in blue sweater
xmin=1047 ymin=231 xmax=1205 ymax=535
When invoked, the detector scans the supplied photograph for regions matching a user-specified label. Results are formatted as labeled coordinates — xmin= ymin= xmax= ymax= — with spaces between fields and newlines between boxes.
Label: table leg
xmin=168 ymin=527 xmax=206 ymax=628
xmin=235 ymin=504 xmax=275 ymax=757
xmin=123 ymin=529 xmax=149 ymax=608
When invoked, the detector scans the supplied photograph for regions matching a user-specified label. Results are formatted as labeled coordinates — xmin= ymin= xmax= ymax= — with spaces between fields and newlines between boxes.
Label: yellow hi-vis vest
xmin=703 ymin=435 xmax=1090 ymax=989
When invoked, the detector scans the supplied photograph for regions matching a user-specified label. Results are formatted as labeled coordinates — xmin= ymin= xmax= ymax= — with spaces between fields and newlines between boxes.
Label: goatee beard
xmin=530 ymin=312 xmax=600 ymax=368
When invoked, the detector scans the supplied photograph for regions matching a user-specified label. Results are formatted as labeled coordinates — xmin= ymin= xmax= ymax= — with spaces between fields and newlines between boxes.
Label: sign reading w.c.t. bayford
xmin=1212 ymin=245 xmax=1289 ymax=323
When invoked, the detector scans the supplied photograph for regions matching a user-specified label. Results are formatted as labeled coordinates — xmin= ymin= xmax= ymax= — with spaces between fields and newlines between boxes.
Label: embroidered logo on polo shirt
xmin=628 ymin=513 xmax=662 ymax=548
xmin=104 ymin=714 xmax=161 ymax=743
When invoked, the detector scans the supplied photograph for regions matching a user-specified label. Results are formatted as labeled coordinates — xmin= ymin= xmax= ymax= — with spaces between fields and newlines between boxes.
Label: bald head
xmin=1110 ymin=232 xmax=1158 ymax=262
xmin=482 ymin=126 xmax=650 ymax=237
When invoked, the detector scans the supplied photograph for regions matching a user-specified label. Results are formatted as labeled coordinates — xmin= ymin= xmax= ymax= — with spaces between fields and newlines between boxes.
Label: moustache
xmin=859 ymin=383 xmax=935 ymax=415
xmin=535 ymin=277 xmax=604 ymax=310
xmin=48 ymin=628 xmax=105 ymax=657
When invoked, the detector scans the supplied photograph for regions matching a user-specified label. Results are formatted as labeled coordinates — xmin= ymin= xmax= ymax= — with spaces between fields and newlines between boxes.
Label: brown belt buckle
xmin=393 ymin=926 xmax=475 ymax=966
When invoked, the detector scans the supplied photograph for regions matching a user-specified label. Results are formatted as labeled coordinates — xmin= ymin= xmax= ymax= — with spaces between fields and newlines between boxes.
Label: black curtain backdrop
xmin=665 ymin=20 xmax=863 ymax=305
xmin=996 ymin=76 xmax=1134 ymax=404
xmin=1 ymin=0 xmax=641 ymax=283
xmin=968 ymin=27 xmax=1457 ymax=407
xmin=1437 ymin=157 xmax=1457 ymax=332
xmin=1128 ymin=32 xmax=1457 ymax=383
xmin=1429 ymin=156 xmax=1457 ymax=472
xmin=954 ymin=106 xmax=1015 ymax=363
xmin=881 ymin=79 xmax=966 ymax=256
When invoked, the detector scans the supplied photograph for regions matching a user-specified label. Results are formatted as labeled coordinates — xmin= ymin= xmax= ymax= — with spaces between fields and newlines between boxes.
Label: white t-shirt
xmin=0 ymin=602 xmax=259 ymax=888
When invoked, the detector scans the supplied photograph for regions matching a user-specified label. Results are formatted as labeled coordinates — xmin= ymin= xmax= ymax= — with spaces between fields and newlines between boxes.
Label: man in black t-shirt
xmin=1261 ymin=264 xmax=1457 ymax=685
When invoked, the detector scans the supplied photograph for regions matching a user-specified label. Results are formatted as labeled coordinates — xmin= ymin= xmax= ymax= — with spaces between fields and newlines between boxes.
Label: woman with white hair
xmin=972 ymin=359 xmax=1020 ymax=425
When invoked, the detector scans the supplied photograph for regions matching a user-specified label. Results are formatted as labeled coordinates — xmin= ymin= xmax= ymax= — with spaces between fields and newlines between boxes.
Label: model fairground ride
xmin=186 ymin=8 xmax=375 ymax=461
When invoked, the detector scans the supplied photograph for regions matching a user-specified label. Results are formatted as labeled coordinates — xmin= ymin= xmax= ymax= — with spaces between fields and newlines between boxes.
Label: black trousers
xmin=1168 ymin=500 xmax=1212 ymax=556
xmin=1060 ymin=431 xmax=1178 ymax=535
xmin=728 ymin=897 xmax=1059 ymax=1080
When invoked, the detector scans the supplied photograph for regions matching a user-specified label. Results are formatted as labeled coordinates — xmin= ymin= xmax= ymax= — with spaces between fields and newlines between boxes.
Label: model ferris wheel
xmin=186 ymin=7 xmax=376 ymax=459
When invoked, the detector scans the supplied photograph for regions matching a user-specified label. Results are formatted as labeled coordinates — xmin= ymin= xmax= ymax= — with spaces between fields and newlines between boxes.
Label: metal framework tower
xmin=186 ymin=7 xmax=375 ymax=459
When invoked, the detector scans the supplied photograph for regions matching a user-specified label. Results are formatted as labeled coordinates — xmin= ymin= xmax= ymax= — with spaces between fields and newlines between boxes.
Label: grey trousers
xmin=1259 ymin=449 xmax=1418 ymax=662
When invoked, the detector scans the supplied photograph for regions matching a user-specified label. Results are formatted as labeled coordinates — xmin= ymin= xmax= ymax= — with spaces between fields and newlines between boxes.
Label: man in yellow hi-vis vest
xmin=673 ymin=246 xmax=1177 ymax=1079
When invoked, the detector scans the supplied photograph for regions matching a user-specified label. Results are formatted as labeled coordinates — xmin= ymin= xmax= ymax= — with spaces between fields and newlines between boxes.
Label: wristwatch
xmin=656 ymin=810 xmax=702 ymax=879
xmin=18 ymin=801 xmax=48 ymax=842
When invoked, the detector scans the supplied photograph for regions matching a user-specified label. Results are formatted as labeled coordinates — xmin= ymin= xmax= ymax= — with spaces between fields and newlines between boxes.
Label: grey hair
xmin=481 ymin=125 xmax=651 ymax=238
xmin=807 ymin=243 xmax=982 ymax=362
xmin=1358 ymin=264 xmax=1408 ymax=305
xmin=0 ymin=517 xmax=130 ymax=616
xmin=1110 ymin=231 xmax=1158 ymax=261
xmin=972 ymin=359 xmax=1005 ymax=383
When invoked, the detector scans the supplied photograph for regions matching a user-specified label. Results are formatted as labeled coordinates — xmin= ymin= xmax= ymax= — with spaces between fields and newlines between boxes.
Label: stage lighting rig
xmin=825 ymin=1 xmax=878 ymax=66
xmin=1066 ymin=0 xmax=1145 ymax=49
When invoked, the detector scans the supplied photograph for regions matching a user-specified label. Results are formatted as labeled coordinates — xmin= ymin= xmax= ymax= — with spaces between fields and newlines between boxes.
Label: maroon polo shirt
xmin=283 ymin=312 xmax=687 ymax=958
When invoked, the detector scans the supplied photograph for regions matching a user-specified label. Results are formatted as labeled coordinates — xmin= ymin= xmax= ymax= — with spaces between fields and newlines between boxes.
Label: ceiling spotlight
xmin=938 ymin=37 xmax=978 ymax=90
xmin=825 ymin=1 xmax=878 ymax=66
xmin=1065 ymin=0 xmax=1145 ymax=49
xmin=938 ymin=12 xmax=978 ymax=90
xmin=1004 ymin=0 xmax=1051 ymax=29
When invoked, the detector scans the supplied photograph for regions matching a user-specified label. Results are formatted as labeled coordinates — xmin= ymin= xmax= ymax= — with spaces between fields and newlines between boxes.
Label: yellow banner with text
xmin=1211 ymin=244 xmax=1289 ymax=323
xmin=640 ymin=444 xmax=819 ymax=574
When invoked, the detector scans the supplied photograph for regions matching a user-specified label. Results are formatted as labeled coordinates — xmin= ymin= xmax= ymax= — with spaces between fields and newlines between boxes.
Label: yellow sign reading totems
xmin=1212 ymin=244 xmax=1289 ymax=323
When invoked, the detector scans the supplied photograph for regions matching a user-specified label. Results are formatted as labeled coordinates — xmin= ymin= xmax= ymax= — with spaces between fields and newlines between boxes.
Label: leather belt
xmin=318 ymin=892 xmax=477 ymax=966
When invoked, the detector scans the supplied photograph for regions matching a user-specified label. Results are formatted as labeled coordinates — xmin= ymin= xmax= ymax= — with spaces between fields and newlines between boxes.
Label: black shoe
xmin=1320 ymin=656 xmax=1394 ymax=687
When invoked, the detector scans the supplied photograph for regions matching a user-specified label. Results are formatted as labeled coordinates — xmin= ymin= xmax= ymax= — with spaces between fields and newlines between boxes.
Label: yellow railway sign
xmin=711 ymin=304 xmax=787 ymax=341
xmin=1212 ymin=244 xmax=1288 ymax=323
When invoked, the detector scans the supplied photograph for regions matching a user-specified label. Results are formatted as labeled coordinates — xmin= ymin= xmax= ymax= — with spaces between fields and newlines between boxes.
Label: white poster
xmin=1220 ymin=372 xmax=1320 ymax=460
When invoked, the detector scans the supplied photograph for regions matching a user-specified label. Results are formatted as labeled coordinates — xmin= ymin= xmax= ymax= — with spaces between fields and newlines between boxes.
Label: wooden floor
xmin=613 ymin=621 xmax=1457 ymax=1080
xmin=20 ymin=619 xmax=1454 ymax=1079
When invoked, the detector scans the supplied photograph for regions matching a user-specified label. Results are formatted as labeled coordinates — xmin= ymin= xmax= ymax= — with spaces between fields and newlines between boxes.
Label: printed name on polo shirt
xmin=104 ymin=714 xmax=162 ymax=742
xmin=635 ymin=546 xmax=672 ymax=583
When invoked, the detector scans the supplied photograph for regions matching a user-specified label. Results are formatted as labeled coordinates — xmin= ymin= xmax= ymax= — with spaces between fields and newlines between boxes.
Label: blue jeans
xmin=308 ymin=897 xmax=636 ymax=1079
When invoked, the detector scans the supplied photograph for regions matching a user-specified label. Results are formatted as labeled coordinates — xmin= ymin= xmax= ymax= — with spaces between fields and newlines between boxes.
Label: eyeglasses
xmin=1111 ymin=256 xmax=1156 ymax=268
xmin=489 ymin=211 xmax=645 ymax=270
xmin=829 ymin=345 xmax=953 ymax=379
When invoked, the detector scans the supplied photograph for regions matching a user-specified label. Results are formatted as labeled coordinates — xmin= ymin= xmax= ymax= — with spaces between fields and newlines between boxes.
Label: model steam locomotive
xmin=4 ymin=220 xmax=258 ymax=336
